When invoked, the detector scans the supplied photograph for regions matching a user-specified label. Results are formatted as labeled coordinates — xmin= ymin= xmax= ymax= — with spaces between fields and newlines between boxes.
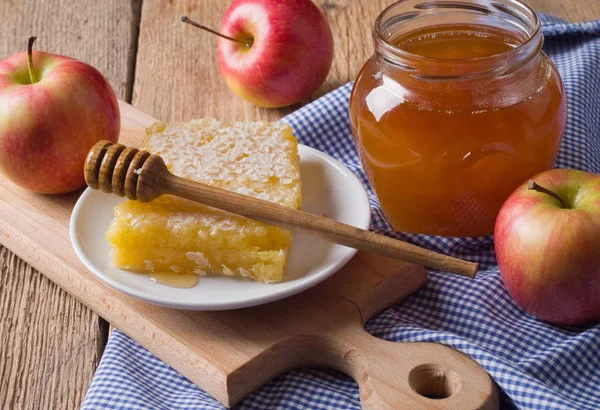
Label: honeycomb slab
xmin=106 ymin=119 xmax=302 ymax=284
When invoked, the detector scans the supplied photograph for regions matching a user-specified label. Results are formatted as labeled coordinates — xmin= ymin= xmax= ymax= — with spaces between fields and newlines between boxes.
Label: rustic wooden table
xmin=1 ymin=0 xmax=599 ymax=408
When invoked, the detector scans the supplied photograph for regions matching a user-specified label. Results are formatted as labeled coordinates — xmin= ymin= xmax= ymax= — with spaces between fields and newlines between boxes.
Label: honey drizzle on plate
xmin=148 ymin=271 xmax=199 ymax=288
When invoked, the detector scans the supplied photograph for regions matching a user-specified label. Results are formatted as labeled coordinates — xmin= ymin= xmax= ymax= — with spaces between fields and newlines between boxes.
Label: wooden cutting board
xmin=0 ymin=102 xmax=498 ymax=409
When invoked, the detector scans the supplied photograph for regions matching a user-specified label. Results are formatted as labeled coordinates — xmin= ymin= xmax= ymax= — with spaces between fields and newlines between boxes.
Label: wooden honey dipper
xmin=85 ymin=140 xmax=478 ymax=277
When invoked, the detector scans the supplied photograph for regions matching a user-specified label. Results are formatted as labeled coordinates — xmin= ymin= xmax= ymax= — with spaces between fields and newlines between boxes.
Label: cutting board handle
xmin=222 ymin=256 xmax=498 ymax=409
xmin=343 ymin=328 xmax=499 ymax=409
xmin=227 ymin=322 xmax=498 ymax=409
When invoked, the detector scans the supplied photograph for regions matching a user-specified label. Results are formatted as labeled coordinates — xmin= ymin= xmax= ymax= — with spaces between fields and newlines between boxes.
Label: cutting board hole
xmin=408 ymin=364 xmax=462 ymax=399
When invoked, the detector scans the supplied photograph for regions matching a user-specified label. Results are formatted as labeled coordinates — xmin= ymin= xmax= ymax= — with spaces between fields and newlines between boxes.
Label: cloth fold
xmin=82 ymin=14 xmax=600 ymax=410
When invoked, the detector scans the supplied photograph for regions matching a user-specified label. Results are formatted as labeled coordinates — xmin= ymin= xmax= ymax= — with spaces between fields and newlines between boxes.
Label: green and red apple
xmin=0 ymin=37 xmax=120 ymax=194
xmin=495 ymin=169 xmax=600 ymax=325
xmin=185 ymin=0 xmax=334 ymax=108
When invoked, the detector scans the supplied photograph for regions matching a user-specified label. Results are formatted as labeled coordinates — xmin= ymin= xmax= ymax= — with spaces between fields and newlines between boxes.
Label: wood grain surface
xmin=132 ymin=0 xmax=600 ymax=122
xmin=1 ymin=1 xmax=599 ymax=409
xmin=524 ymin=0 xmax=600 ymax=21
xmin=0 ymin=1 xmax=139 ymax=409
xmin=0 ymin=249 xmax=105 ymax=409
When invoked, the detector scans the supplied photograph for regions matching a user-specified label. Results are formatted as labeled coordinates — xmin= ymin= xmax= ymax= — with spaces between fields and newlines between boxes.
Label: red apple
xmin=215 ymin=0 xmax=334 ymax=108
xmin=495 ymin=169 xmax=600 ymax=325
xmin=0 ymin=37 xmax=120 ymax=194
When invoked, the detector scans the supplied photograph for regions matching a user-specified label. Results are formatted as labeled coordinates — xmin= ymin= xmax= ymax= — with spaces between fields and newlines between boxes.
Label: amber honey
xmin=351 ymin=16 xmax=566 ymax=236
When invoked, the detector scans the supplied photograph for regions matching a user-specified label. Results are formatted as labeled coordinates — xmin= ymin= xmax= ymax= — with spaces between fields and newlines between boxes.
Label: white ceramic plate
xmin=70 ymin=144 xmax=371 ymax=310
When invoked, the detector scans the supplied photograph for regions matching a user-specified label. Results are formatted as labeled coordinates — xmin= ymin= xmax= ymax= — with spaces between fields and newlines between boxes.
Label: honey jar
xmin=350 ymin=0 xmax=566 ymax=237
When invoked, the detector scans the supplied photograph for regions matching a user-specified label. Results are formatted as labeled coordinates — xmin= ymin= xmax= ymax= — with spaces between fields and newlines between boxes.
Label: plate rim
xmin=70 ymin=144 xmax=371 ymax=310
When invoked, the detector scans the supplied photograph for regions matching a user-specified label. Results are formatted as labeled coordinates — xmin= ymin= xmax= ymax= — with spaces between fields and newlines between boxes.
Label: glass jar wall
xmin=350 ymin=0 xmax=566 ymax=237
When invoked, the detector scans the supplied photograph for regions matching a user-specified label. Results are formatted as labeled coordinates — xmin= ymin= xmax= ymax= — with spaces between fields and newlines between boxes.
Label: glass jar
xmin=350 ymin=0 xmax=566 ymax=237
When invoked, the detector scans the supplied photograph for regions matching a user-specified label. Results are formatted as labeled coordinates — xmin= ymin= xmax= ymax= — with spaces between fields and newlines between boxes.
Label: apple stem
xmin=528 ymin=180 xmax=568 ymax=208
xmin=181 ymin=16 xmax=252 ymax=48
xmin=27 ymin=36 xmax=38 ymax=84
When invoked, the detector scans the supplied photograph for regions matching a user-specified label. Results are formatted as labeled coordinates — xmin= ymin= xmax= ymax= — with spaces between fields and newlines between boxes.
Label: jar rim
xmin=373 ymin=0 xmax=543 ymax=78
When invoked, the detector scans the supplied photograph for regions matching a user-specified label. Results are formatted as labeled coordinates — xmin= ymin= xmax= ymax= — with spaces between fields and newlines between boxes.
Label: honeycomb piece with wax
xmin=105 ymin=118 xmax=302 ymax=284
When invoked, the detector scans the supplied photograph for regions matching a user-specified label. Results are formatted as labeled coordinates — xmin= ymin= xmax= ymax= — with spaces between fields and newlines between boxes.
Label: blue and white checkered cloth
xmin=82 ymin=14 xmax=600 ymax=410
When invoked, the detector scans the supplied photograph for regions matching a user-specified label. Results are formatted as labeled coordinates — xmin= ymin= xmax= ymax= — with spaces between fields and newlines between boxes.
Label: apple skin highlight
xmin=0 ymin=50 xmax=120 ymax=194
xmin=495 ymin=169 xmax=600 ymax=325
xmin=217 ymin=0 xmax=334 ymax=108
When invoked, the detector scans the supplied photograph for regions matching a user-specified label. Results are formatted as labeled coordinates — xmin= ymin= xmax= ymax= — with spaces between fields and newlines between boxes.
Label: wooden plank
xmin=0 ymin=0 xmax=139 ymax=408
xmin=133 ymin=0 xmax=600 ymax=124
xmin=0 ymin=0 xmax=597 ymax=409
xmin=525 ymin=0 xmax=600 ymax=22
xmin=0 ymin=248 xmax=106 ymax=409
xmin=133 ymin=0 xmax=390 ymax=122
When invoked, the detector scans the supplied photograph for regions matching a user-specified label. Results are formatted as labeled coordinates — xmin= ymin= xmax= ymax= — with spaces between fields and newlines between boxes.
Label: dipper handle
xmin=84 ymin=141 xmax=479 ymax=278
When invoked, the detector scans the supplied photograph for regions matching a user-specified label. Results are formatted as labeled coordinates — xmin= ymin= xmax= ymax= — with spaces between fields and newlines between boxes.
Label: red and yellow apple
xmin=495 ymin=169 xmax=600 ymax=325
xmin=215 ymin=0 xmax=334 ymax=108
xmin=0 ymin=37 xmax=120 ymax=194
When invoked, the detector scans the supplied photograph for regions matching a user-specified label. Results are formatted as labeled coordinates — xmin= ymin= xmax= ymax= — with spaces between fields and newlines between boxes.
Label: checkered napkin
xmin=82 ymin=15 xmax=600 ymax=410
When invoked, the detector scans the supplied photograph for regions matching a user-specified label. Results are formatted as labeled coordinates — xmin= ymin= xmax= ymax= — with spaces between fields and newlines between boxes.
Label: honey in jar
xmin=350 ymin=0 xmax=566 ymax=237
